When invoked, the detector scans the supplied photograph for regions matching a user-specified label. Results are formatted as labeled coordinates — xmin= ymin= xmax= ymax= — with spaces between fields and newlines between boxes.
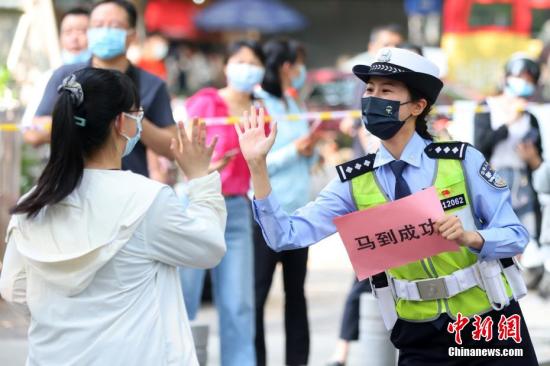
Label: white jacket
xmin=533 ymin=162 xmax=550 ymax=246
xmin=0 ymin=170 xmax=226 ymax=366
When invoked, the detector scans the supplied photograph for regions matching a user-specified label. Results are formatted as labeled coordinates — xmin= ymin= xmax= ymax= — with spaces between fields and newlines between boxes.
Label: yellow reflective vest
xmin=350 ymin=154 xmax=513 ymax=321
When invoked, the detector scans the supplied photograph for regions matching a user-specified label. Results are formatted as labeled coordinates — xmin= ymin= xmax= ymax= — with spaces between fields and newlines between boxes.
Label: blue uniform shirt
xmin=253 ymin=132 xmax=529 ymax=261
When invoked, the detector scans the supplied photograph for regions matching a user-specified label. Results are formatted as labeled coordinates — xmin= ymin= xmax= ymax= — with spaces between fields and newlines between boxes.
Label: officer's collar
xmin=374 ymin=132 xmax=427 ymax=169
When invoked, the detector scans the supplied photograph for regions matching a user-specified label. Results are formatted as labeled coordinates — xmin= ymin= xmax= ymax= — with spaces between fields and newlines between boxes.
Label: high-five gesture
xmin=235 ymin=106 xmax=277 ymax=199
xmin=235 ymin=106 xmax=277 ymax=165
xmin=171 ymin=118 xmax=218 ymax=180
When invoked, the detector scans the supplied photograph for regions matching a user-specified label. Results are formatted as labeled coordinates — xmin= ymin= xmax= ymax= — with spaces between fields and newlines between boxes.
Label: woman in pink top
xmin=179 ymin=40 xmax=265 ymax=366
xmin=186 ymin=87 xmax=251 ymax=195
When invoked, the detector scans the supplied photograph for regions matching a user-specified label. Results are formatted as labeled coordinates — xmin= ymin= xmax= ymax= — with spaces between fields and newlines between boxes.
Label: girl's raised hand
xmin=171 ymin=118 xmax=218 ymax=180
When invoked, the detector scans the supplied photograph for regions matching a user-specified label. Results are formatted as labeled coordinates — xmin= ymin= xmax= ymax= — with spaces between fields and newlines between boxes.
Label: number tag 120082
xmin=440 ymin=194 xmax=466 ymax=211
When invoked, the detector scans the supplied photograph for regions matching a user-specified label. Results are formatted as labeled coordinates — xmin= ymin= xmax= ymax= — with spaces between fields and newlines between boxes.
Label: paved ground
xmin=2 ymin=234 xmax=550 ymax=365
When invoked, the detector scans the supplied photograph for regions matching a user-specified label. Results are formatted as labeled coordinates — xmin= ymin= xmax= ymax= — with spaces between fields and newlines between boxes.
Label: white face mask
xmin=121 ymin=109 xmax=144 ymax=157
xmin=226 ymin=63 xmax=265 ymax=93
xmin=152 ymin=43 xmax=168 ymax=60
xmin=61 ymin=49 xmax=92 ymax=65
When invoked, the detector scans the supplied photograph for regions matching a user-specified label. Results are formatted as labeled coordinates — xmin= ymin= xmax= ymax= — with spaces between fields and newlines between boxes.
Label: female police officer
xmin=234 ymin=48 xmax=538 ymax=365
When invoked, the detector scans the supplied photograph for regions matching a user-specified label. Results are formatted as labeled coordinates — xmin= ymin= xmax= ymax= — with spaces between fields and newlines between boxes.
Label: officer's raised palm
xmin=235 ymin=106 xmax=277 ymax=164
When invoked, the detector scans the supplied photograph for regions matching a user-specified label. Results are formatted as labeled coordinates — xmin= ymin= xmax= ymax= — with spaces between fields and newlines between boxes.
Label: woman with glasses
xmin=0 ymin=68 xmax=227 ymax=365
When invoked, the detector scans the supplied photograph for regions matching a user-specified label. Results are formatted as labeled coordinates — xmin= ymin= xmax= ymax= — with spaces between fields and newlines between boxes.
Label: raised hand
xmin=235 ymin=106 xmax=277 ymax=166
xmin=235 ymin=106 xmax=276 ymax=199
xmin=170 ymin=118 xmax=218 ymax=180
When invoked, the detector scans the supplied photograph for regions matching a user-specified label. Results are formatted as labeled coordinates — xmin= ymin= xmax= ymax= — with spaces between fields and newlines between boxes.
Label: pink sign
xmin=334 ymin=186 xmax=460 ymax=280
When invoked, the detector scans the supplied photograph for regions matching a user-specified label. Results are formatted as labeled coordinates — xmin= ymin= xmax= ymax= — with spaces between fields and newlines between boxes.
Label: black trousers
xmin=254 ymin=223 xmax=310 ymax=366
xmin=338 ymin=277 xmax=372 ymax=341
xmin=391 ymin=300 xmax=538 ymax=366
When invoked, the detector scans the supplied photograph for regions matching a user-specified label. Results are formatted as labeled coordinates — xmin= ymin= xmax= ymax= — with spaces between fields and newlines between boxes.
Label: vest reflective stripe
xmin=351 ymin=158 xmax=512 ymax=321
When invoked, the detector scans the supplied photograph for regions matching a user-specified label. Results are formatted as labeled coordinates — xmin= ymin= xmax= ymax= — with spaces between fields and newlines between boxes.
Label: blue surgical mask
xmin=291 ymin=65 xmax=307 ymax=90
xmin=61 ymin=49 xmax=92 ymax=65
xmin=505 ymin=77 xmax=535 ymax=98
xmin=226 ymin=63 xmax=265 ymax=93
xmin=121 ymin=110 xmax=143 ymax=157
xmin=361 ymin=96 xmax=412 ymax=140
xmin=87 ymin=27 xmax=127 ymax=60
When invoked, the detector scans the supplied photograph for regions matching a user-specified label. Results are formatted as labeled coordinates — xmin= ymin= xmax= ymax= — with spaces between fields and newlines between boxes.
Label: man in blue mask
xmin=59 ymin=7 xmax=91 ymax=65
xmin=21 ymin=7 xmax=90 ymax=146
xmin=29 ymin=0 xmax=176 ymax=177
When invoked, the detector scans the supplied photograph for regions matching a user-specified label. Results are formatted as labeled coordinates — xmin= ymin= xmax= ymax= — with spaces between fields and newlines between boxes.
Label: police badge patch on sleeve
xmin=479 ymin=161 xmax=507 ymax=189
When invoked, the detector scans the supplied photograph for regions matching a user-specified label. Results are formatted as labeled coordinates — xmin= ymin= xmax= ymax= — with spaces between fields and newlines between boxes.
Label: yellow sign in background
xmin=442 ymin=32 xmax=543 ymax=95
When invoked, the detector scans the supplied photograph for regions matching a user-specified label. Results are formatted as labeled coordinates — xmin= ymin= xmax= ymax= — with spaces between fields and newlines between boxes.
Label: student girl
xmin=0 ymin=68 xmax=226 ymax=366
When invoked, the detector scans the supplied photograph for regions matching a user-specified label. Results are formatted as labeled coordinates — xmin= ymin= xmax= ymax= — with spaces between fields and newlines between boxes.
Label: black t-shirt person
xmin=35 ymin=61 xmax=175 ymax=177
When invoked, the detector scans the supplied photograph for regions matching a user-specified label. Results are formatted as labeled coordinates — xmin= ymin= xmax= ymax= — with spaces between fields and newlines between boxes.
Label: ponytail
xmin=261 ymin=39 xmax=296 ymax=99
xmin=12 ymin=82 xmax=85 ymax=217
xmin=414 ymin=107 xmax=434 ymax=141
xmin=262 ymin=58 xmax=284 ymax=98
xmin=11 ymin=68 xmax=139 ymax=218
xmin=409 ymin=88 xmax=434 ymax=141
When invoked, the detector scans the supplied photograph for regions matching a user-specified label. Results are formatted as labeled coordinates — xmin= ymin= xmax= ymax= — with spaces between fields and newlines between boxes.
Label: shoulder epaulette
xmin=424 ymin=141 xmax=469 ymax=160
xmin=336 ymin=153 xmax=377 ymax=182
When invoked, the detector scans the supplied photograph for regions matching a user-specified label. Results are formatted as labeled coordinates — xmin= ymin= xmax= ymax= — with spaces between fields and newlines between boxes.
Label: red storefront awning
xmin=144 ymin=0 xmax=201 ymax=39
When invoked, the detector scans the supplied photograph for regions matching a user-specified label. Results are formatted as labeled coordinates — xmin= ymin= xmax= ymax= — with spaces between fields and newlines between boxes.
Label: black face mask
xmin=361 ymin=96 xmax=412 ymax=140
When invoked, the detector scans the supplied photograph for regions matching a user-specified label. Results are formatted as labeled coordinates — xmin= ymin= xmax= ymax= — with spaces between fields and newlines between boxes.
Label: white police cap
xmin=353 ymin=47 xmax=444 ymax=103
